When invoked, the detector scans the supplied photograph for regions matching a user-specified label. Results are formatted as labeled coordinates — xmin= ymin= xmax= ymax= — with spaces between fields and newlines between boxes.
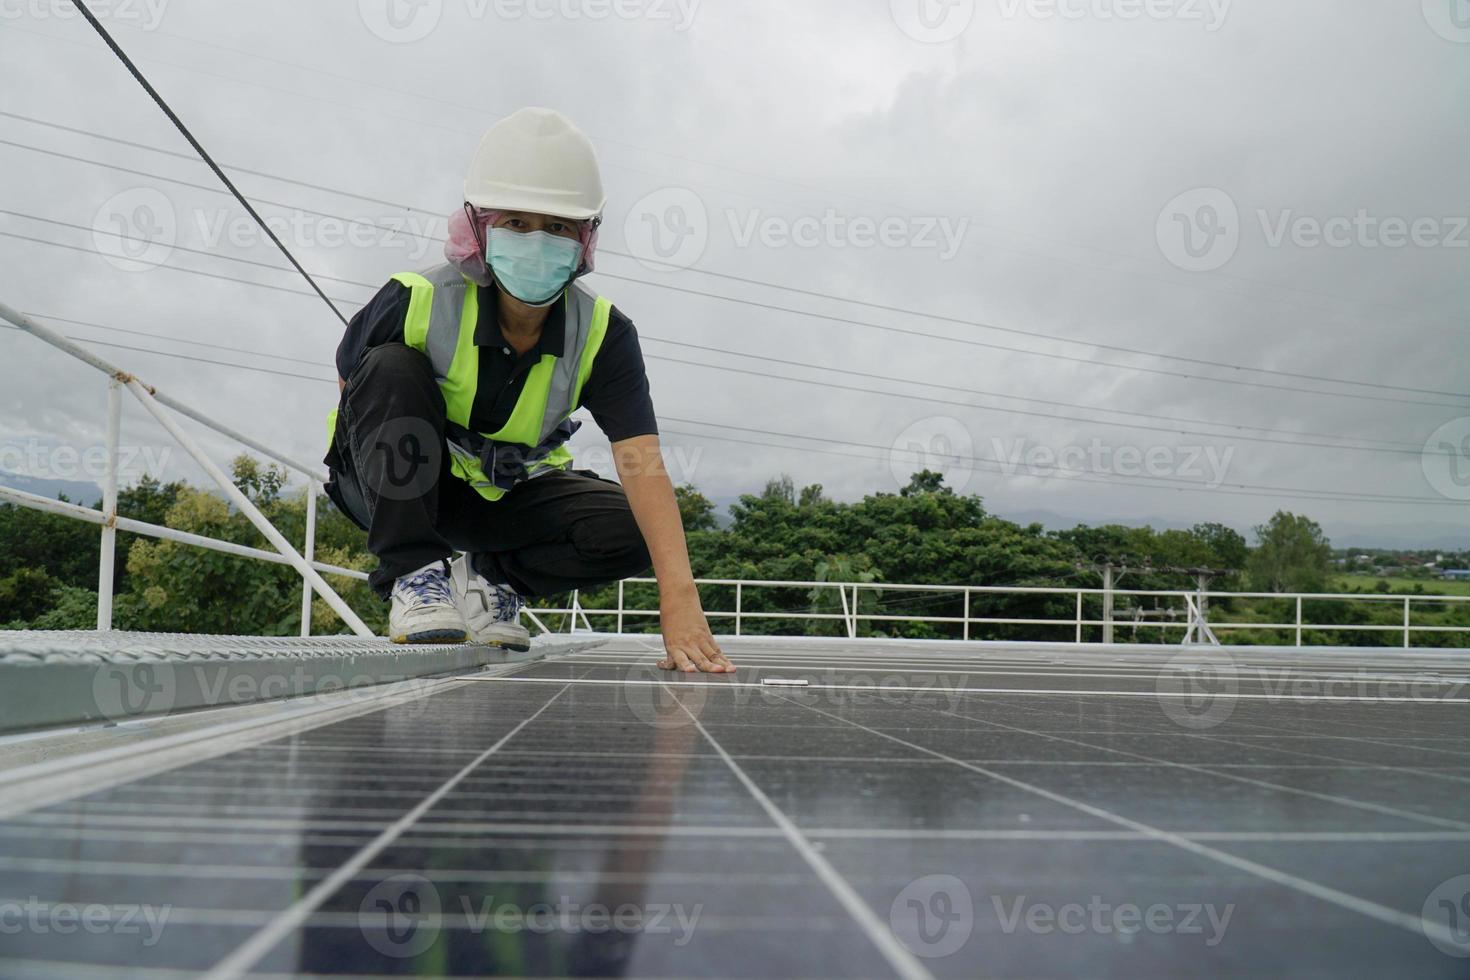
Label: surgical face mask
xmin=486 ymin=227 xmax=584 ymax=307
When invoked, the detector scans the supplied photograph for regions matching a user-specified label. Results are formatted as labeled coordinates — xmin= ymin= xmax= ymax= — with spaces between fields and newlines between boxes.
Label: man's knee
xmin=570 ymin=505 xmax=651 ymax=575
xmin=351 ymin=343 xmax=435 ymax=385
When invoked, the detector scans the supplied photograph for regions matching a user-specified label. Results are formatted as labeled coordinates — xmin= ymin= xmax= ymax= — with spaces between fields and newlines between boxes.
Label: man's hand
xmin=657 ymin=594 xmax=736 ymax=673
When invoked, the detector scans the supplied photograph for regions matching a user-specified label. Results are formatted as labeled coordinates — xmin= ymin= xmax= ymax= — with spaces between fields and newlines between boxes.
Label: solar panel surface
xmin=1 ymin=636 xmax=1469 ymax=978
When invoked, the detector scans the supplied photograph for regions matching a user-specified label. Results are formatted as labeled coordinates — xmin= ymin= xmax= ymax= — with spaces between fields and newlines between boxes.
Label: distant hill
xmin=0 ymin=471 xmax=102 ymax=508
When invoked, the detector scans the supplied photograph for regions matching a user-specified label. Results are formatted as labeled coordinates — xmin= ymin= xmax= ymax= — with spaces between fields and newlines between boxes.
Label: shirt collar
xmin=475 ymin=284 xmax=567 ymax=357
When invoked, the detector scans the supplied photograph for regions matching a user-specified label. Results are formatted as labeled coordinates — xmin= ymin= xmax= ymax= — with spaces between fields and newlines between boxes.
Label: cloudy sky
xmin=2 ymin=0 xmax=1468 ymax=548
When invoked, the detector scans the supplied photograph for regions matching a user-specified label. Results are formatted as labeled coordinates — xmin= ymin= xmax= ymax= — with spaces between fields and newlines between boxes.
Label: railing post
xmin=616 ymin=579 xmax=625 ymax=635
xmin=569 ymin=590 xmax=580 ymax=633
xmin=735 ymin=581 xmax=743 ymax=637
xmin=1295 ymin=595 xmax=1303 ymax=647
xmin=849 ymin=584 xmax=859 ymax=639
xmin=122 ymin=378 xmax=374 ymax=638
xmin=1101 ymin=564 xmax=1114 ymax=644
xmin=963 ymin=587 xmax=971 ymax=642
xmin=96 ymin=377 xmax=122 ymax=631
xmin=1404 ymin=596 xmax=1412 ymax=649
xmin=299 ymin=481 xmax=318 ymax=637
xmin=1075 ymin=591 xmax=1083 ymax=644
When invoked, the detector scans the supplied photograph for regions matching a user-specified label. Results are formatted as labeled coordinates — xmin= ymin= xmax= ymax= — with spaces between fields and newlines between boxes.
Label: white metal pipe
xmin=151 ymin=388 xmax=324 ymax=481
xmin=0 ymin=300 xmax=325 ymax=482
xmin=523 ymin=608 xmax=552 ymax=636
xmin=300 ymin=482 xmax=318 ymax=637
xmin=123 ymin=379 xmax=375 ymax=638
xmin=0 ymin=484 xmax=368 ymax=581
xmin=96 ymin=378 xmax=122 ymax=631
xmin=0 ymin=298 xmax=124 ymax=377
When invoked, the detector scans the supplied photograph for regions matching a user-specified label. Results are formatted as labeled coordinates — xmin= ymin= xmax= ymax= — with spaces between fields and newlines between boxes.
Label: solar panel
xmin=1 ymin=637 xmax=1469 ymax=977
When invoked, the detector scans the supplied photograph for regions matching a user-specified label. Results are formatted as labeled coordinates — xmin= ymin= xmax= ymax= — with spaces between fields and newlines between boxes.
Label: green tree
xmin=0 ymin=567 xmax=63 ymax=625
xmin=674 ymin=484 xmax=719 ymax=532
xmin=1248 ymin=511 xmax=1333 ymax=593
xmin=1191 ymin=522 xmax=1249 ymax=571
xmin=900 ymin=470 xmax=950 ymax=497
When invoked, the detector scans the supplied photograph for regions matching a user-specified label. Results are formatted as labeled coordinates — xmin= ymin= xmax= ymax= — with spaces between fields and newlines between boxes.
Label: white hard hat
xmin=464 ymin=107 xmax=606 ymax=221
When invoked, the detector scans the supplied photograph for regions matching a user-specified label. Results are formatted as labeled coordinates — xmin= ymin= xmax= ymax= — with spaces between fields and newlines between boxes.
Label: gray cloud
xmin=2 ymin=0 xmax=1466 ymax=549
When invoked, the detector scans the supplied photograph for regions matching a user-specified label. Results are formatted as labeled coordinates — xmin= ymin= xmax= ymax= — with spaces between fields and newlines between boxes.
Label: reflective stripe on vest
xmin=395 ymin=264 xmax=610 ymax=501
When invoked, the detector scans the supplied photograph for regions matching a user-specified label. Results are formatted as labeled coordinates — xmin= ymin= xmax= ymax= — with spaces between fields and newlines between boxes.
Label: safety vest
xmin=330 ymin=264 xmax=611 ymax=501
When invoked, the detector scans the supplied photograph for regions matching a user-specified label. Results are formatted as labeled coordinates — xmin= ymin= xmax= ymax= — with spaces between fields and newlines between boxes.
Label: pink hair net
xmin=445 ymin=206 xmax=600 ymax=287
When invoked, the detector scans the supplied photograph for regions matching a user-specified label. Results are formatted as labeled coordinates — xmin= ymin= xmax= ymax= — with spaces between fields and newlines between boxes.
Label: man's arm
xmin=612 ymin=434 xmax=735 ymax=673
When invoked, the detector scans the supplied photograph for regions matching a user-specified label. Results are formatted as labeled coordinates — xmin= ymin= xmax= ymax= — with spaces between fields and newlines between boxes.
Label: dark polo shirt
xmin=336 ymin=278 xmax=658 ymax=443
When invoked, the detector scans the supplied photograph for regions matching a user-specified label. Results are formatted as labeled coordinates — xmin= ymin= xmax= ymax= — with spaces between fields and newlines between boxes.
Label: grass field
xmin=1333 ymin=574 xmax=1470 ymax=597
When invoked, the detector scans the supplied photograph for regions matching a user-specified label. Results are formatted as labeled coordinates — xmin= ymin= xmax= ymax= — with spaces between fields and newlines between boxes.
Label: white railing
xmin=5 ymin=301 xmax=1468 ymax=649
xmin=539 ymin=578 xmax=1470 ymax=648
xmin=0 ymin=300 xmax=373 ymax=639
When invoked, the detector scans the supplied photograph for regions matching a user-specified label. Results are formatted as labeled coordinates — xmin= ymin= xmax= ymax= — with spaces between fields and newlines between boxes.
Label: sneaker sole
xmin=469 ymin=637 xmax=532 ymax=653
xmin=392 ymin=629 xmax=469 ymax=645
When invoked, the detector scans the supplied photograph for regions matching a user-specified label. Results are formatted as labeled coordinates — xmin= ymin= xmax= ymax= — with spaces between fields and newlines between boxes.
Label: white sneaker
xmin=450 ymin=555 xmax=532 ymax=652
xmin=389 ymin=560 xmax=468 ymax=644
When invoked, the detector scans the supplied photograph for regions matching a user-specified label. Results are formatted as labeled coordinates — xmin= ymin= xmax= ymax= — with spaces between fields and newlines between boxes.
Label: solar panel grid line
xmin=196 ymin=680 xmax=581 ymax=980
xmin=0 ymin=674 xmax=483 ymax=819
xmin=762 ymin=689 xmax=1466 ymax=949
xmin=544 ymin=655 xmax=1470 ymax=687
xmin=1139 ymin=717 xmax=1470 ymax=786
xmin=659 ymin=681 xmax=936 ymax=980
xmin=464 ymin=673 xmax=1470 ymax=706
xmin=922 ymin=703 xmax=1470 ymax=832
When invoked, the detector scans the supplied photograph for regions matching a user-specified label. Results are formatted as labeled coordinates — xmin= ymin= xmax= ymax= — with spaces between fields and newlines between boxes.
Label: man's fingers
xmin=697 ymin=637 xmax=735 ymax=672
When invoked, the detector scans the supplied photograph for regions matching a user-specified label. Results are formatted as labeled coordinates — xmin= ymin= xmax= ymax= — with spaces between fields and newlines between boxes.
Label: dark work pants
xmin=323 ymin=343 xmax=652 ymax=600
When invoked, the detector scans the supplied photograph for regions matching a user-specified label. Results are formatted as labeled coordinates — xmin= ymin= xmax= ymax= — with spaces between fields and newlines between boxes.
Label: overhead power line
xmin=657 ymin=421 xmax=1461 ymax=507
xmin=0 ymin=315 xmax=1448 ymax=508
xmin=61 ymin=0 xmax=348 ymax=326
xmin=0 ymin=230 xmax=365 ymax=306
xmin=4 ymin=222 xmax=1460 ymax=463
xmin=2 ymin=119 xmax=1463 ymax=406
